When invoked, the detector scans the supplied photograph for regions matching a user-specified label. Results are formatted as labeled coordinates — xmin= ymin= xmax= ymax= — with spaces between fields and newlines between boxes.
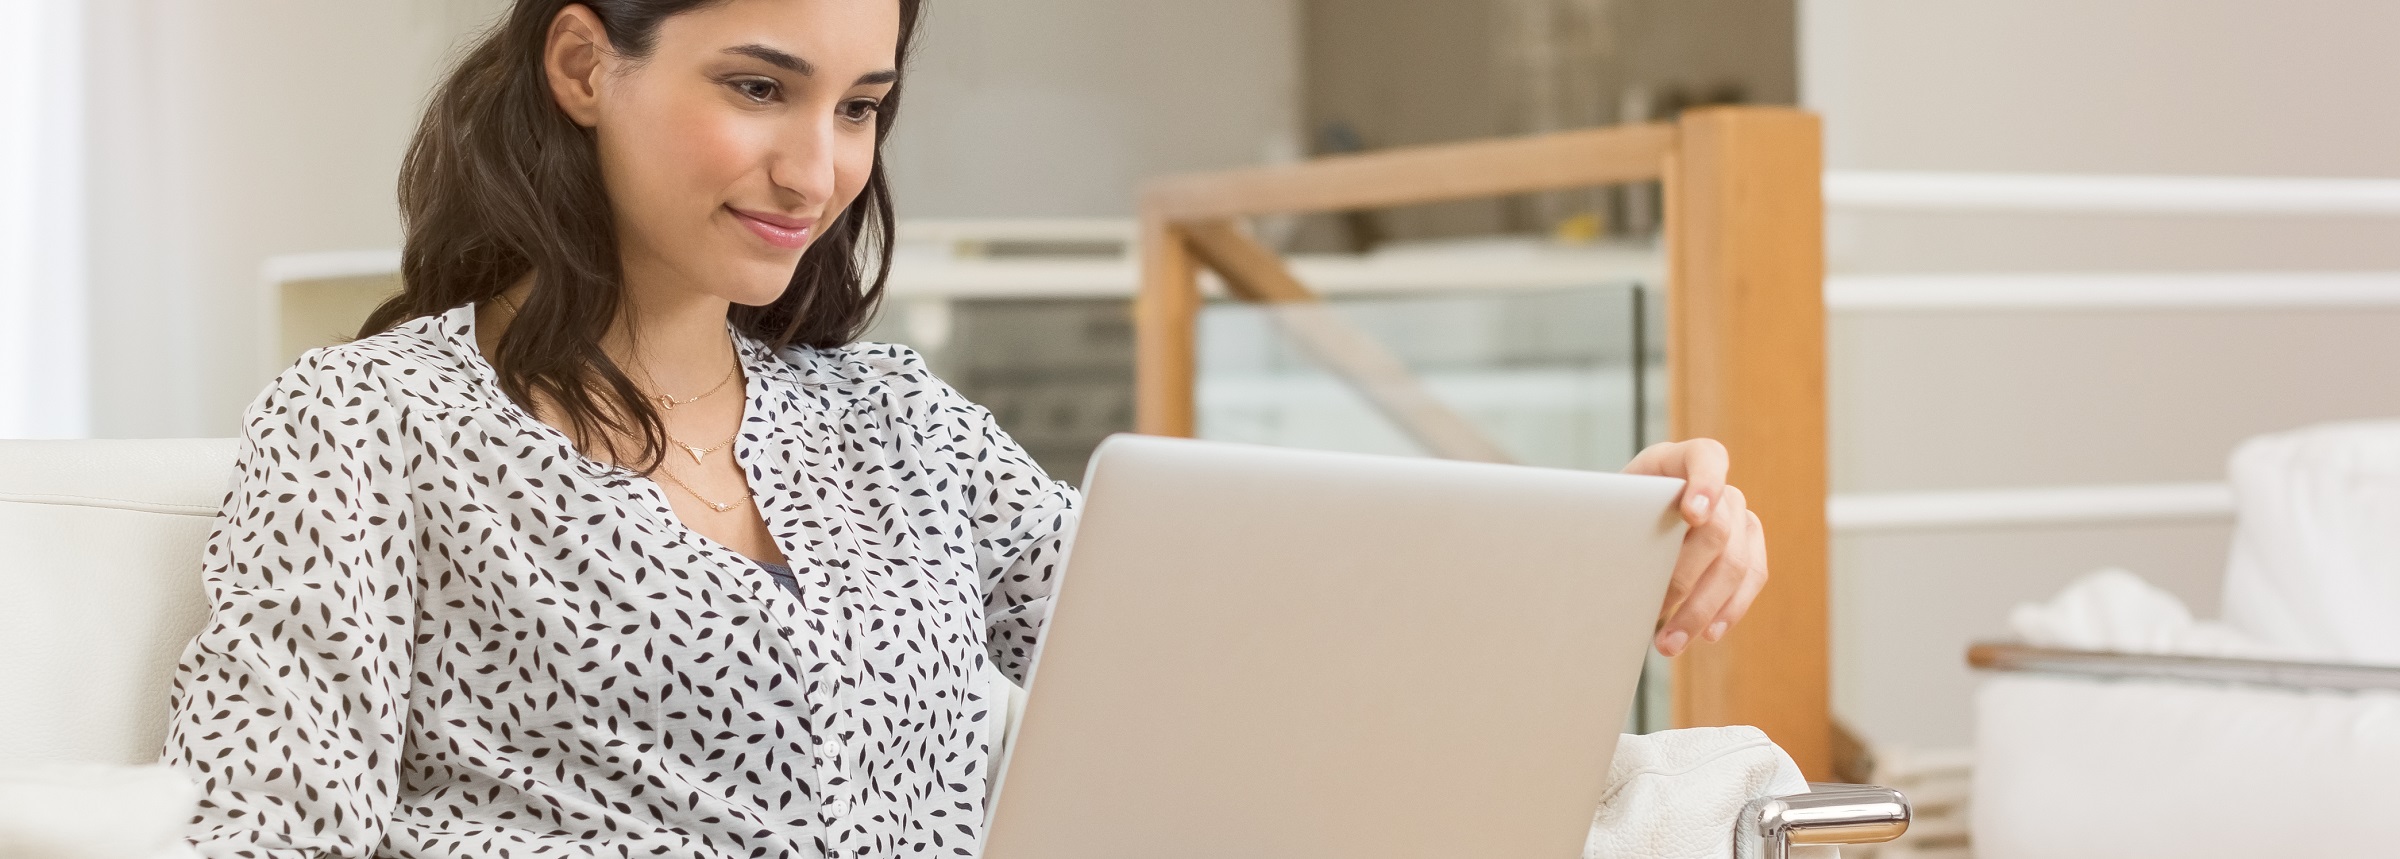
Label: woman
xmin=162 ymin=1 xmax=1771 ymax=857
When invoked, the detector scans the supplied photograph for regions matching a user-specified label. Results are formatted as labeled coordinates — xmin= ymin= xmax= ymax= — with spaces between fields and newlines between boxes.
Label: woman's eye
xmin=730 ymin=78 xmax=780 ymax=103
xmin=840 ymin=99 xmax=881 ymax=123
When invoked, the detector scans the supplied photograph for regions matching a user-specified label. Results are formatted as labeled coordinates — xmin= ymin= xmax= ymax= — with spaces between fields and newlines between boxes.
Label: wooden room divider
xmin=1130 ymin=106 xmax=1831 ymax=777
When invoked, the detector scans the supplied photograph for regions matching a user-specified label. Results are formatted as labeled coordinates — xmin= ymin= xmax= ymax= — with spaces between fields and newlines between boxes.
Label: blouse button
xmin=826 ymin=798 xmax=853 ymax=818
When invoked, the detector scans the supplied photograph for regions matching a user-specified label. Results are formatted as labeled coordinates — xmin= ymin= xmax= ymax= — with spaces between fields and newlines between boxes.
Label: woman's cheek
xmin=827 ymin=139 xmax=876 ymax=214
xmin=671 ymin=112 xmax=766 ymax=208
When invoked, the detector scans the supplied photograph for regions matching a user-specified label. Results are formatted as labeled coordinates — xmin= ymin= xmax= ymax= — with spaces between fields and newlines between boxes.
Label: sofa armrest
xmin=1968 ymin=642 xmax=2400 ymax=691
xmin=1735 ymin=782 xmax=1910 ymax=859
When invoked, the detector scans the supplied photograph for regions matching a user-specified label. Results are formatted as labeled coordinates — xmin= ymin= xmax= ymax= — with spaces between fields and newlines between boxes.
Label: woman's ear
xmin=545 ymin=4 xmax=611 ymax=127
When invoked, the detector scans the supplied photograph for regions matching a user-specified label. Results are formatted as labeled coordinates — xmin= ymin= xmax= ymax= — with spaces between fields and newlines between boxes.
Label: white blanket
xmin=1586 ymin=726 xmax=1833 ymax=859
xmin=2007 ymin=567 xmax=2275 ymax=657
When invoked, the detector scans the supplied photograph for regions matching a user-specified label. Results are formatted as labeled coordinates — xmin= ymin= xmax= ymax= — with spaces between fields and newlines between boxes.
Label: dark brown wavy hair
xmin=360 ymin=0 xmax=921 ymax=471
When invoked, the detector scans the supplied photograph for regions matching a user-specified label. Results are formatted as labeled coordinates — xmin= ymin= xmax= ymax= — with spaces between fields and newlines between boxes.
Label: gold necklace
xmin=490 ymin=292 xmax=741 ymax=411
xmin=654 ymin=463 xmax=753 ymax=513
xmin=647 ymin=361 xmax=739 ymax=411
xmin=666 ymin=427 xmax=740 ymax=465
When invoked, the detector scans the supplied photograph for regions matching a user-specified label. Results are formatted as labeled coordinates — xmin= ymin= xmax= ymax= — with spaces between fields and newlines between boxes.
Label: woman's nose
xmin=766 ymin=118 xmax=840 ymax=208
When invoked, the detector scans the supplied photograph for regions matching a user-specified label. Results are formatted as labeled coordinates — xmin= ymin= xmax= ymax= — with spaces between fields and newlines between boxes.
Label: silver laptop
xmin=983 ymin=435 xmax=1687 ymax=859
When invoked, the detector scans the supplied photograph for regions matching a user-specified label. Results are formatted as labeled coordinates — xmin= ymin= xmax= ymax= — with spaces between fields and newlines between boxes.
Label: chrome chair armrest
xmin=1735 ymin=783 xmax=1910 ymax=859
xmin=1968 ymin=642 xmax=2400 ymax=691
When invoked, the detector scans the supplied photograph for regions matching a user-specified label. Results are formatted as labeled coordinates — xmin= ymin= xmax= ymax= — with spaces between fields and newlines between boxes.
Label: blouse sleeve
xmin=161 ymin=352 xmax=419 ymax=859
xmin=935 ymin=386 xmax=1080 ymax=687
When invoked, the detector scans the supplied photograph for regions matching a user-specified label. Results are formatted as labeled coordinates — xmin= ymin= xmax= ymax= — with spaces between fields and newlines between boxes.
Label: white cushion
xmin=0 ymin=439 xmax=237 ymax=767
xmin=2221 ymin=419 xmax=2400 ymax=664
xmin=0 ymin=762 xmax=199 ymax=859
xmin=1974 ymin=674 xmax=2400 ymax=859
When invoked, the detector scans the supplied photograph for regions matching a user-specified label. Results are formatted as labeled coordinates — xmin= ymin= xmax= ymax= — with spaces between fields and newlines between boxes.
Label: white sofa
xmin=2 ymin=438 xmax=1902 ymax=859
xmin=0 ymin=438 xmax=237 ymax=768
xmin=1971 ymin=421 xmax=2400 ymax=859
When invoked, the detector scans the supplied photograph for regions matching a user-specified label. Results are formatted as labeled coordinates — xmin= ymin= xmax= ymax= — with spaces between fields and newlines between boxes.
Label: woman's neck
xmin=482 ymin=271 xmax=741 ymax=399
xmin=606 ymin=275 xmax=739 ymax=397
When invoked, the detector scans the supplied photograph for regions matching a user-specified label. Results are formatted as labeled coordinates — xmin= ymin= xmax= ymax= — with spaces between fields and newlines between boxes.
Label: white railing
xmin=1824 ymin=170 xmax=2399 ymax=532
xmin=1828 ymin=482 xmax=2235 ymax=532
xmin=1824 ymin=170 xmax=2400 ymax=216
xmin=1826 ymin=271 xmax=2400 ymax=311
xmin=1825 ymin=170 xmax=2400 ymax=313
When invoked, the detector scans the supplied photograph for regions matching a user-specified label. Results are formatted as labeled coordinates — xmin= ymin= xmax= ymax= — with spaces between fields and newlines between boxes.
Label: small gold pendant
xmin=682 ymin=444 xmax=709 ymax=464
xmin=707 ymin=500 xmax=734 ymax=512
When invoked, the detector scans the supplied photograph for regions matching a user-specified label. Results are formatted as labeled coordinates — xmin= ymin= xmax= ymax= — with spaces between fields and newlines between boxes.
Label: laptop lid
xmin=984 ymin=434 xmax=1686 ymax=859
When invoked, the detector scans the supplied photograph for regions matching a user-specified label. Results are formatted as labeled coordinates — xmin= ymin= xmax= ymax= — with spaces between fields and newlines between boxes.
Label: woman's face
xmin=548 ymin=0 xmax=900 ymax=308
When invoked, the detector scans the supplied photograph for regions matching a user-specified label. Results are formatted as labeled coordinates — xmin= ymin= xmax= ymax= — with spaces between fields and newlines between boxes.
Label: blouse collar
xmin=437 ymin=301 xmax=796 ymax=390
xmin=434 ymin=301 xmax=795 ymax=481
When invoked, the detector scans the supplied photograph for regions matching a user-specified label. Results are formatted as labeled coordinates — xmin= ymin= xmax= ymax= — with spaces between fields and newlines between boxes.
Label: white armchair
xmin=1970 ymin=420 xmax=2400 ymax=858
xmin=3 ymin=438 xmax=1903 ymax=859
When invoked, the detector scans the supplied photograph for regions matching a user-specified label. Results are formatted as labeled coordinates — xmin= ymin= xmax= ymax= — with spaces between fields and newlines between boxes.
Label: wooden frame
xmin=1134 ymin=106 xmax=1830 ymax=776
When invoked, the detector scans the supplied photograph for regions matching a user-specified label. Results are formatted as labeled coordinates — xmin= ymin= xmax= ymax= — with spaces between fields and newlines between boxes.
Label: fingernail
xmin=1660 ymin=629 xmax=1689 ymax=655
xmin=1688 ymin=493 xmax=1711 ymax=516
xmin=1706 ymin=620 xmax=1728 ymax=641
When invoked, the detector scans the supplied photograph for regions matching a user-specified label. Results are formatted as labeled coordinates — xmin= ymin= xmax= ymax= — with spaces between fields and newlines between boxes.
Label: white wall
xmin=81 ymin=0 xmax=506 ymax=438
xmin=1804 ymin=0 xmax=2400 ymax=748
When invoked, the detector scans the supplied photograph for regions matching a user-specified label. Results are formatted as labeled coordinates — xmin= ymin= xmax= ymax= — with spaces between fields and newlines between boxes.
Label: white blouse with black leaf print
xmin=162 ymin=303 xmax=1078 ymax=859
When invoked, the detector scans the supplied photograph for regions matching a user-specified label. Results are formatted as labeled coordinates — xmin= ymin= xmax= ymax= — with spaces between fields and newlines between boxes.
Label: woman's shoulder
xmin=255 ymin=311 xmax=485 ymax=419
xmin=772 ymin=339 xmax=952 ymax=401
xmin=774 ymin=339 xmax=932 ymax=383
xmin=772 ymin=340 xmax=990 ymax=423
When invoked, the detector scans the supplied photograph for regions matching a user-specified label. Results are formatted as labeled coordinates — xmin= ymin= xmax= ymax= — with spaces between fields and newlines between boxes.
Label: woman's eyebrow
xmin=725 ymin=44 xmax=813 ymax=75
xmin=723 ymin=44 xmax=899 ymax=86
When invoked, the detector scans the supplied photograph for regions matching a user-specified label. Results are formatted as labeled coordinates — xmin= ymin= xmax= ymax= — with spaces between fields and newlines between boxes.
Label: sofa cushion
xmin=2222 ymin=420 xmax=2400 ymax=664
xmin=0 ymin=439 xmax=237 ymax=767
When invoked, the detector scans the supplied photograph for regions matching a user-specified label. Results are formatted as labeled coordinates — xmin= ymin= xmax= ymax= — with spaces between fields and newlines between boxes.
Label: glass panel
xmin=1198 ymin=283 xmax=1658 ymax=469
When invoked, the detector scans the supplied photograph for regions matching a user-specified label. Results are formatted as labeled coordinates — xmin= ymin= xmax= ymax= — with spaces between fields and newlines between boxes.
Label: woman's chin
xmin=724 ymin=283 xmax=791 ymax=308
xmin=713 ymin=261 xmax=799 ymax=307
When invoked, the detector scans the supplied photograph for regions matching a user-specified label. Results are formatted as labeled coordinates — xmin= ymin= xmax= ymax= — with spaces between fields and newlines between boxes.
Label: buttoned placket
xmin=639 ymin=352 xmax=858 ymax=848
xmin=801 ymin=554 xmax=860 ymax=847
xmin=735 ymin=370 xmax=861 ymax=843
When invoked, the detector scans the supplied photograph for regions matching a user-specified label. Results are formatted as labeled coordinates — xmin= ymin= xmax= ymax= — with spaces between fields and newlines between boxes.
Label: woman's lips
xmin=729 ymin=207 xmax=815 ymax=250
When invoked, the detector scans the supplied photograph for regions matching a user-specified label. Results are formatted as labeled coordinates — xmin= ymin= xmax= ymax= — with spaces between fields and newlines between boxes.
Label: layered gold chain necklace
xmin=651 ymin=369 xmax=751 ymax=513
xmin=493 ymin=292 xmax=753 ymax=513
xmin=652 ymin=456 xmax=749 ymax=513
xmin=648 ymin=359 xmax=749 ymax=514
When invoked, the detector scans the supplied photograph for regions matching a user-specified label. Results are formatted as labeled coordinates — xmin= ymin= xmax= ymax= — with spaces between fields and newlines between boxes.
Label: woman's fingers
xmin=1629 ymin=439 xmax=1773 ymax=656
xmin=1707 ymin=511 xmax=1771 ymax=639
xmin=1654 ymin=480 xmax=1737 ymax=626
xmin=1624 ymin=439 xmax=1729 ymax=526
xmin=1654 ymin=484 xmax=1748 ymax=656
